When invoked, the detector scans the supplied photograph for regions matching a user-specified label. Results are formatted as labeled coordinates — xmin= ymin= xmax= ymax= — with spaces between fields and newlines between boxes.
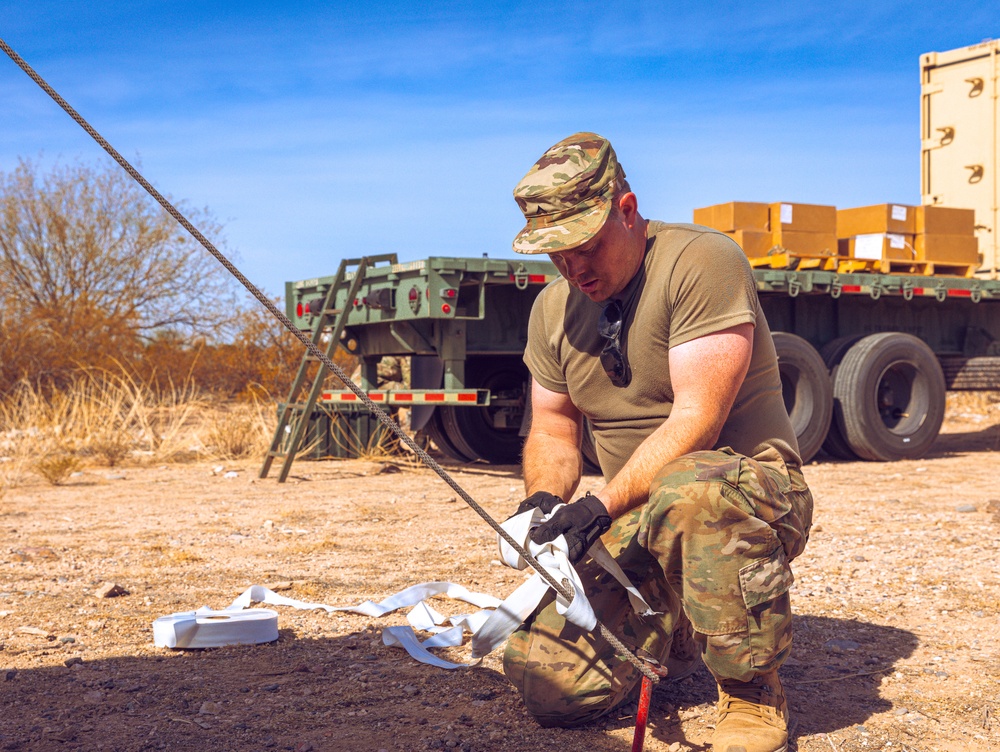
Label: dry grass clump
xmin=202 ymin=400 xmax=272 ymax=460
xmin=328 ymin=412 xmax=407 ymax=462
xmin=32 ymin=452 xmax=83 ymax=485
xmin=0 ymin=371 xmax=279 ymax=486
xmin=945 ymin=390 xmax=1000 ymax=417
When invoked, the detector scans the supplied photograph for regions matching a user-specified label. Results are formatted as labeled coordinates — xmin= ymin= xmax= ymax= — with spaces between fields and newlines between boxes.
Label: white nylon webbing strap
xmin=205 ymin=507 xmax=656 ymax=669
xmin=152 ymin=608 xmax=279 ymax=648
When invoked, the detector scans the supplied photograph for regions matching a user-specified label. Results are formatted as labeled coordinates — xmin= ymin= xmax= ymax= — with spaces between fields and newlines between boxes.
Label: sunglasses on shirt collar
xmin=598 ymin=299 xmax=631 ymax=388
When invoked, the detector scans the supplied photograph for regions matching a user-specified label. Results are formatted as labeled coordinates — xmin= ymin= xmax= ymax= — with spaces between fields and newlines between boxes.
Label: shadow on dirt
xmin=0 ymin=612 xmax=916 ymax=752
xmin=534 ymin=614 xmax=917 ymax=751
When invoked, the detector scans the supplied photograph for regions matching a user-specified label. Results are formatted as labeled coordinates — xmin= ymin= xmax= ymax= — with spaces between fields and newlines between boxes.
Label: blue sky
xmin=1 ymin=2 xmax=997 ymax=299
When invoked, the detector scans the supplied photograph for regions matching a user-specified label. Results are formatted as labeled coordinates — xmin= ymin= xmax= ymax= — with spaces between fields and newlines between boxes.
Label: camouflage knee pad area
xmin=503 ymin=448 xmax=812 ymax=726
xmin=640 ymin=448 xmax=812 ymax=681
xmin=502 ymin=532 xmax=684 ymax=726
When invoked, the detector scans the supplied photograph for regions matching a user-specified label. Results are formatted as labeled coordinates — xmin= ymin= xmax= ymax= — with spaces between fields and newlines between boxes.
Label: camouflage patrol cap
xmin=512 ymin=132 xmax=627 ymax=254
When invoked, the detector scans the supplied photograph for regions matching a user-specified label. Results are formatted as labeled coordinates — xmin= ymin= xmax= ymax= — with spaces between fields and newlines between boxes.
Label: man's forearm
xmin=597 ymin=405 xmax=723 ymax=518
xmin=522 ymin=429 xmax=583 ymax=504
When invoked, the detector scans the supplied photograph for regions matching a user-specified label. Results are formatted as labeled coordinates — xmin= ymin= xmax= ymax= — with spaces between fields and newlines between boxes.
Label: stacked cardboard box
xmin=835 ymin=204 xmax=916 ymax=264
xmin=693 ymin=201 xmax=837 ymax=258
xmin=769 ymin=202 xmax=838 ymax=256
xmin=914 ymin=206 xmax=979 ymax=269
xmin=692 ymin=201 xmax=772 ymax=256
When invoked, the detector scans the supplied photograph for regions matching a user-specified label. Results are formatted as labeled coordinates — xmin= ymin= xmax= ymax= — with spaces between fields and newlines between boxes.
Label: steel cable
xmin=0 ymin=36 xmax=659 ymax=683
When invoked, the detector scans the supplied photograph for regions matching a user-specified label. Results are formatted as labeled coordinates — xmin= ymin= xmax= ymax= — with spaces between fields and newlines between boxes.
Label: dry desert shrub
xmin=32 ymin=451 xmax=83 ymax=485
xmin=0 ymin=372 xmax=215 ymax=485
xmin=202 ymin=399 xmax=272 ymax=460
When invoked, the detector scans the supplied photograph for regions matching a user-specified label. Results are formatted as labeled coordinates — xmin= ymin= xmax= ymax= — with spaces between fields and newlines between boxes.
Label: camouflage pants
xmin=503 ymin=448 xmax=813 ymax=727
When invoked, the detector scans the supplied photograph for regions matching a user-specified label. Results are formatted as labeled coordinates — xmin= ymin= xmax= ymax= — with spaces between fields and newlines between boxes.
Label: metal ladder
xmin=259 ymin=254 xmax=397 ymax=482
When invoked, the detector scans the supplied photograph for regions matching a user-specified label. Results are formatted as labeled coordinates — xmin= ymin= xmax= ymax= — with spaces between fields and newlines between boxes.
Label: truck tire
xmin=819 ymin=336 xmax=864 ymax=460
xmin=771 ymin=332 xmax=832 ymax=464
xmin=832 ymin=332 xmax=947 ymax=461
xmin=424 ymin=410 xmax=476 ymax=463
xmin=438 ymin=356 xmax=527 ymax=464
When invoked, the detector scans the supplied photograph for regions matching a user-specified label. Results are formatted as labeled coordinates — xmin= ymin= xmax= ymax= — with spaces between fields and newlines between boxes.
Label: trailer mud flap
xmin=410 ymin=355 xmax=445 ymax=431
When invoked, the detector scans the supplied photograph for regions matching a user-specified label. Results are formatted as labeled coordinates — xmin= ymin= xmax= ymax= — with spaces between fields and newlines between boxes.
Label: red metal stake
xmin=630 ymin=674 xmax=654 ymax=752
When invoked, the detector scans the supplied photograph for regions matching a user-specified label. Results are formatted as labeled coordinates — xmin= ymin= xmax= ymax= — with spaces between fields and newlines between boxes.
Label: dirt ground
xmin=2 ymin=394 xmax=999 ymax=752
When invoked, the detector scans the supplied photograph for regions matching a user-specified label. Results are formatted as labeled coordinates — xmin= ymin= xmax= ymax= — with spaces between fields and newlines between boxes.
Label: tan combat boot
xmin=712 ymin=670 xmax=788 ymax=752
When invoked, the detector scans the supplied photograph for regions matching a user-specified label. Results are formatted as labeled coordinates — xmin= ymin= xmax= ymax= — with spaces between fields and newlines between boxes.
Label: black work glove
xmin=513 ymin=491 xmax=563 ymax=518
xmin=529 ymin=493 xmax=612 ymax=563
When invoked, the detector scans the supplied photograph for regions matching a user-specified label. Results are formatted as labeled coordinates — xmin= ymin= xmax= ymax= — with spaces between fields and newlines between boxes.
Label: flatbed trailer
xmin=272 ymin=255 xmax=1000 ymax=471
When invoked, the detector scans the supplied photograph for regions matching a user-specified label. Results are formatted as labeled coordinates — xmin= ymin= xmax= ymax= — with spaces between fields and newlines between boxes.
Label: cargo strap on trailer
xmin=0 ymin=43 xmax=665 ymax=752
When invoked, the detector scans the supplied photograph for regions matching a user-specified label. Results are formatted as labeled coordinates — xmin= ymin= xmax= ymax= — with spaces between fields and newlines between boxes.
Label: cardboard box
xmin=845 ymin=233 xmax=915 ymax=261
xmin=724 ymin=230 xmax=774 ymax=257
xmin=772 ymin=230 xmax=838 ymax=256
xmin=770 ymin=202 xmax=837 ymax=233
xmin=693 ymin=201 xmax=770 ymax=232
xmin=915 ymin=205 xmax=976 ymax=235
xmin=914 ymin=234 xmax=980 ymax=264
xmin=837 ymin=204 xmax=916 ymax=237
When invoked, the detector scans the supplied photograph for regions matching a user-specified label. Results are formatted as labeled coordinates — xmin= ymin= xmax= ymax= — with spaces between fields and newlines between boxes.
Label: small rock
xmin=668 ymin=744 xmax=682 ymax=752
xmin=403 ymin=684 xmax=420 ymax=696
xmin=851 ymin=555 xmax=867 ymax=562
xmin=94 ymin=582 xmax=128 ymax=599
xmin=212 ymin=465 xmax=225 ymax=475
xmin=64 ymin=656 xmax=83 ymax=668
xmin=3 ymin=669 xmax=16 ymax=681
xmin=270 ymin=581 xmax=294 ymax=591
xmin=223 ymin=471 xmax=239 ymax=479
xmin=16 ymin=626 xmax=51 ymax=637
xmin=105 ymin=474 xmax=126 ymax=481
xmin=955 ymin=504 xmax=977 ymax=513
xmin=262 ymin=520 xmax=274 ymax=530
xmin=59 ymin=636 xmax=76 ymax=644
xmin=823 ymin=638 xmax=861 ymax=653
xmin=261 ymin=683 xmax=279 ymax=692
xmin=294 ymin=743 xmax=314 ymax=752
xmin=70 ymin=471 xmax=84 ymax=477
xmin=199 ymin=701 xmax=222 ymax=715
xmin=894 ymin=706 xmax=908 ymax=716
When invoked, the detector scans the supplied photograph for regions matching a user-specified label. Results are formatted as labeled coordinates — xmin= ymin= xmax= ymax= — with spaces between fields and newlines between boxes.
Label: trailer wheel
xmin=819 ymin=336 xmax=864 ymax=460
xmin=832 ymin=332 xmax=946 ymax=461
xmin=438 ymin=357 xmax=527 ymax=464
xmin=771 ymin=333 xmax=832 ymax=464
xmin=424 ymin=410 xmax=476 ymax=463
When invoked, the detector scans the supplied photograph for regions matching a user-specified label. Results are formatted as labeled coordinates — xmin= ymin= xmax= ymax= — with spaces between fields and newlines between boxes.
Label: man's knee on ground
xmin=503 ymin=630 xmax=636 ymax=727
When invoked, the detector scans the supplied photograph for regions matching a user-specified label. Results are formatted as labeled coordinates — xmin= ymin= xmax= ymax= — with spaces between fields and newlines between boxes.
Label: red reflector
xmin=948 ymin=289 xmax=972 ymax=297
xmin=509 ymin=274 xmax=548 ymax=283
xmin=457 ymin=393 xmax=477 ymax=402
xmin=370 ymin=393 xmax=384 ymax=401
xmin=442 ymin=303 xmax=452 ymax=314
xmin=425 ymin=393 xmax=444 ymax=402
xmin=913 ymin=288 xmax=925 ymax=295
xmin=395 ymin=393 xmax=413 ymax=401
xmin=296 ymin=302 xmax=303 ymax=317
xmin=841 ymin=285 xmax=862 ymax=293
xmin=342 ymin=394 xmax=356 ymax=400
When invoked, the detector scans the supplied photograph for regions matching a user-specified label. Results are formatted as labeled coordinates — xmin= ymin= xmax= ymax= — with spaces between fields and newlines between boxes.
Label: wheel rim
xmin=438 ymin=360 xmax=526 ymax=464
xmin=875 ymin=362 xmax=928 ymax=436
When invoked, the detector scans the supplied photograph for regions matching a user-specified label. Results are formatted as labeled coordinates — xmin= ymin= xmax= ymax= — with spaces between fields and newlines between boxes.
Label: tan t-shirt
xmin=524 ymin=221 xmax=801 ymax=480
